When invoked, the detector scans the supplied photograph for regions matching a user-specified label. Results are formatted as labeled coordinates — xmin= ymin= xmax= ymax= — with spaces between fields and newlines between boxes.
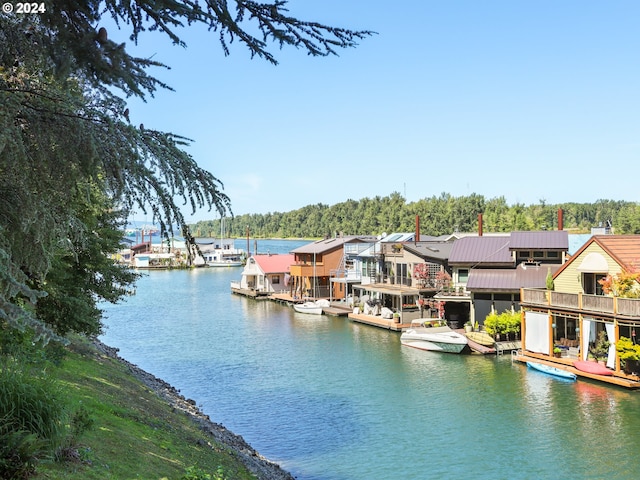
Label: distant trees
xmin=194 ymin=193 xmax=638 ymax=239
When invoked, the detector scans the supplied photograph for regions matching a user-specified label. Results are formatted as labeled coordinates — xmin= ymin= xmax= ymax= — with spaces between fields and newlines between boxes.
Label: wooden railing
xmin=550 ymin=291 xmax=579 ymax=309
xmin=521 ymin=288 xmax=640 ymax=318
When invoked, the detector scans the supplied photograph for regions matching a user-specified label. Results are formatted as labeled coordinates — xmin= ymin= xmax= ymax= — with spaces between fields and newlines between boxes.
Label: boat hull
xmin=465 ymin=331 xmax=495 ymax=347
xmin=400 ymin=326 xmax=468 ymax=353
xmin=206 ymin=261 xmax=243 ymax=267
xmin=527 ymin=362 xmax=577 ymax=380
xmin=293 ymin=303 xmax=323 ymax=315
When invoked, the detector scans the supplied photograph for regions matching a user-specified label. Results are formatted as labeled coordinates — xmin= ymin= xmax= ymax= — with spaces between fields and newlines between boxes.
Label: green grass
xmin=35 ymin=338 xmax=256 ymax=480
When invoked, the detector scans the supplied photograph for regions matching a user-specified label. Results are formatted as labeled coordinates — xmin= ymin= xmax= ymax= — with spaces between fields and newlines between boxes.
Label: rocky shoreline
xmin=92 ymin=339 xmax=295 ymax=480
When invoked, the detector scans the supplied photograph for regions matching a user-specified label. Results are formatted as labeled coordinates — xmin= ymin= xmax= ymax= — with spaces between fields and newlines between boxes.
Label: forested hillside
xmin=191 ymin=192 xmax=640 ymax=238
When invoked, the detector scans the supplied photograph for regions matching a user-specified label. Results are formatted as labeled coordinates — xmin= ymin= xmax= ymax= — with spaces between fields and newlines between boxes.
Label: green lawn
xmin=35 ymin=338 xmax=256 ymax=480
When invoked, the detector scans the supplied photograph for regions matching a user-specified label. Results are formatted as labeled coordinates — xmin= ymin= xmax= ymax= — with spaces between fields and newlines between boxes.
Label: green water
xmin=101 ymin=262 xmax=640 ymax=480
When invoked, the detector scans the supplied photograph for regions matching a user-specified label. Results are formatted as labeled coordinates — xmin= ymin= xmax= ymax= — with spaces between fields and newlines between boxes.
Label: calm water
xmin=101 ymin=240 xmax=640 ymax=480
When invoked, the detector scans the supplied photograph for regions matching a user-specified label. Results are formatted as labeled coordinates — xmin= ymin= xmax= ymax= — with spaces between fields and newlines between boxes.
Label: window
xmin=458 ymin=269 xmax=469 ymax=283
xmin=272 ymin=276 xmax=280 ymax=285
xmin=583 ymin=273 xmax=606 ymax=295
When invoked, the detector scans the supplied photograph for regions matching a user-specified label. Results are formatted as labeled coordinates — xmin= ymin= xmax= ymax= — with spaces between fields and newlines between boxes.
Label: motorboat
xmin=527 ymin=362 xmax=577 ymax=381
xmin=293 ymin=299 xmax=329 ymax=315
xmin=400 ymin=321 xmax=468 ymax=353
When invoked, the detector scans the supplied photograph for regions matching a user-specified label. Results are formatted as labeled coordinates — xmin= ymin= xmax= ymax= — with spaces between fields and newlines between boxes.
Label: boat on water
xmin=465 ymin=330 xmax=496 ymax=347
xmin=293 ymin=299 xmax=330 ymax=315
xmin=400 ymin=321 xmax=469 ymax=353
xmin=203 ymin=251 xmax=244 ymax=267
xmin=527 ymin=362 xmax=577 ymax=381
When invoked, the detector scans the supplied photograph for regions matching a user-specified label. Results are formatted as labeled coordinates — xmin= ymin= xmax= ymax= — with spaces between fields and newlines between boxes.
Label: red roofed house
xmin=239 ymin=253 xmax=294 ymax=295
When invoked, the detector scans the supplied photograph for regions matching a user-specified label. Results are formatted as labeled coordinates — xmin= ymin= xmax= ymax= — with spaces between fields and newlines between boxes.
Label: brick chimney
xmin=478 ymin=213 xmax=483 ymax=236
xmin=558 ymin=208 xmax=563 ymax=231
xmin=415 ymin=215 xmax=420 ymax=242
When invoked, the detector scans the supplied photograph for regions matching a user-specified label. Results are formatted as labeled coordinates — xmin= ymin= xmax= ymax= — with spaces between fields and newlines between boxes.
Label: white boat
xmin=400 ymin=321 xmax=468 ymax=353
xmin=527 ymin=362 xmax=577 ymax=381
xmin=201 ymin=217 xmax=245 ymax=267
xmin=293 ymin=299 xmax=329 ymax=315
xmin=203 ymin=250 xmax=244 ymax=267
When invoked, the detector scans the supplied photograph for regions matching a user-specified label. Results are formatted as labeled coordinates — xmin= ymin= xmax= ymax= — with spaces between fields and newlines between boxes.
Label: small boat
xmin=293 ymin=299 xmax=329 ymax=315
xmin=527 ymin=362 xmax=577 ymax=381
xmin=465 ymin=331 xmax=495 ymax=347
xmin=400 ymin=321 xmax=468 ymax=353
xmin=573 ymin=360 xmax=613 ymax=376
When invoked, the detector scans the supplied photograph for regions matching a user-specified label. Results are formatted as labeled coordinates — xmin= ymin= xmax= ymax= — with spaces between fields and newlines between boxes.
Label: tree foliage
xmin=192 ymin=193 xmax=639 ymax=239
xmin=1 ymin=2 xmax=372 ymax=338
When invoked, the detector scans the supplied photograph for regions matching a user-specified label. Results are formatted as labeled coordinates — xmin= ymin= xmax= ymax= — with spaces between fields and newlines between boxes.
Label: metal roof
xmin=509 ymin=231 xmax=568 ymax=250
xmin=402 ymin=242 xmax=454 ymax=262
xmin=449 ymin=235 xmax=512 ymax=265
xmin=251 ymin=253 xmax=294 ymax=273
xmin=466 ymin=264 xmax=561 ymax=291
xmin=290 ymin=236 xmax=368 ymax=254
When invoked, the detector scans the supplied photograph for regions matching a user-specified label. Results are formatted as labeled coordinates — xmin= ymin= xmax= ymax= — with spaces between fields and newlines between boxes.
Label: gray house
xmin=446 ymin=231 xmax=569 ymax=326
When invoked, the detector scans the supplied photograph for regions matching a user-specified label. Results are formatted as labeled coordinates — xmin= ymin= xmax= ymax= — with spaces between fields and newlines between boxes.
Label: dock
xmin=348 ymin=312 xmax=411 ymax=331
xmin=512 ymin=351 xmax=640 ymax=390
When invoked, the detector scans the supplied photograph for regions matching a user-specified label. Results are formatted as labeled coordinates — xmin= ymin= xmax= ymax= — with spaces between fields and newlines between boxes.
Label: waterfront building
xmin=519 ymin=234 xmax=640 ymax=388
xmin=448 ymin=229 xmax=569 ymax=326
xmin=288 ymin=235 xmax=375 ymax=300
xmin=234 ymin=253 xmax=294 ymax=296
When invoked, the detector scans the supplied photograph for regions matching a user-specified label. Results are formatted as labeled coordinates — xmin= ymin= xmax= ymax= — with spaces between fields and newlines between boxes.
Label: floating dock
xmin=512 ymin=351 xmax=640 ymax=390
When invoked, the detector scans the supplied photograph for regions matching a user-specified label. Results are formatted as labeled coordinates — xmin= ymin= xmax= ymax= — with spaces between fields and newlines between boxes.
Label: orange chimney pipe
xmin=415 ymin=215 xmax=420 ymax=242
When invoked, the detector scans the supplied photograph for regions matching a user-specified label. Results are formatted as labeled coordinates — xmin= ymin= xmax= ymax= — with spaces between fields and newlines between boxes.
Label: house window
xmin=583 ymin=273 xmax=606 ymax=295
xmin=547 ymin=251 xmax=559 ymax=258
xmin=272 ymin=276 xmax=280 ymax=285
xmin=458 ymin=269 xmax=469 ymax=283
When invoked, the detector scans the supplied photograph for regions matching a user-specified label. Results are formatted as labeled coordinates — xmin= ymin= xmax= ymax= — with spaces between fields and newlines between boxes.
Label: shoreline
xmin=92 ymin=339 xmax=295 ymax=480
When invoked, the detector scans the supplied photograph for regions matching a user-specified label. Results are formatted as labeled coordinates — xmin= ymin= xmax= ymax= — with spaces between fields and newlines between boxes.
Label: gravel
xmin=92 ymin=339 xmax=296 ymax=480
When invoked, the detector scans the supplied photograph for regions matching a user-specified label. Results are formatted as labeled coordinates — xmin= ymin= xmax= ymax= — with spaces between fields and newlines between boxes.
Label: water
xmin=101 ymin=240 xmax=640 ymax=480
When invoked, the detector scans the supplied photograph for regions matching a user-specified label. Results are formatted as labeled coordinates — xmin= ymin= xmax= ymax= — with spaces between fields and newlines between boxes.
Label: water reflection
xmin=101 ymin=267 xmax=640 ymax=480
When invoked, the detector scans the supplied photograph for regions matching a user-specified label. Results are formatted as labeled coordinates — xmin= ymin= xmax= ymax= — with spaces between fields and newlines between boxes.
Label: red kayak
xmin=573 ymin=360 xmax=613 ymax=376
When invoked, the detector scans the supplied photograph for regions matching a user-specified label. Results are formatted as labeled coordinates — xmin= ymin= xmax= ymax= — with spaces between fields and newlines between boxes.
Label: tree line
xmin=191 ymin=192 xmax=640 ymax=238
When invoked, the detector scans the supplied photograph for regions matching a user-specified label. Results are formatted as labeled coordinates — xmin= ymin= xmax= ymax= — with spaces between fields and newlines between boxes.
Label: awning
xmin=576 ymin=252 xmax=609 ymax=273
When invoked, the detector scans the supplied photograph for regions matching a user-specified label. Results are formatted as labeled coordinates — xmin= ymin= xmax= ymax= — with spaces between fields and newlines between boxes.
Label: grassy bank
xmin=34 ymin=338 xmax=291 ymax=480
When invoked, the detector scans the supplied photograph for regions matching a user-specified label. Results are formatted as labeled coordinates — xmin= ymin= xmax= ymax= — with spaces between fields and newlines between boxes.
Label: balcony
xmin=521 ymin=288 xmax=640 ymax=319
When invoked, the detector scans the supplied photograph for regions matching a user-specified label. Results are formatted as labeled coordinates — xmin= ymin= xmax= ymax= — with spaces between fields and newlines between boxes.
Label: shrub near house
xmin=484 ymin=310 xmax=521 ymax=340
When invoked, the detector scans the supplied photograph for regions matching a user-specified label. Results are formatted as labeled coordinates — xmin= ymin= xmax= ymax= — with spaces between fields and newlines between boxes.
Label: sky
xmin=108 ymin=0 xmax=640 ymax=221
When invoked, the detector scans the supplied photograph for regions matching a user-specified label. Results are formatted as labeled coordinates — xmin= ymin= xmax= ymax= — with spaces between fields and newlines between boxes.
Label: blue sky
xmin=110 ymin=0 xmax=640 ymax=220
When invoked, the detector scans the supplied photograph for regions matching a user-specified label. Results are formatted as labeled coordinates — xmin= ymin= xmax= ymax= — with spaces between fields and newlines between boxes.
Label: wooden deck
xmin=513 ymin=351 xmax=640 ymax=389
xmin=348 ymin=313 xmax=411 ymax=331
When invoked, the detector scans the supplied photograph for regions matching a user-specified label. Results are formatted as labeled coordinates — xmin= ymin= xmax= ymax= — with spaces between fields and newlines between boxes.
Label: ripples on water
xmin=101 ymin=263 xmax=640 ymax=480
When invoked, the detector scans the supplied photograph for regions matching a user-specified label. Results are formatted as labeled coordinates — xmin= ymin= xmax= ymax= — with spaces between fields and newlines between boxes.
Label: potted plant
xmin=553 ymin=347 xmax=562 ymax=358
xmin=393 ymin=312 xmax=400 ymax=323
xmin=616 ymin=336 xmax=640 ymax=374
xmin=484 ymin=311 xmax=500 ymax=340
xmin=589 ymin=330 xmax=610 ymax=365
xmin=464 ymin=321 xmax=473 ymax=333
